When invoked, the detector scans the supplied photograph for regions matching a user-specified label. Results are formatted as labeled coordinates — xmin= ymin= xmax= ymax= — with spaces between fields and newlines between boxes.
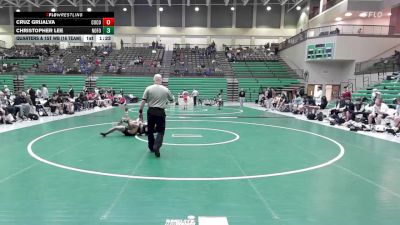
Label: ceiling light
xmin=195 ymin=6 xmax=199 ymax=12
xmin=388 ymin=12 xmax=392 ymax=16
xmin=345 ymin=12 xmax=352 ymax=17
xmin=266 ymin=6 xmax=271 ymax=11
xmin=16 ymin=9 xmax=21 ymax=12
xmin=123 ymin=7 xmax=127 ymax=12
xmin=159 ymin=7 xmax=164 ymax=12
xmin=87 ymin=7 xmax=92 ymax=12
xmin=230 ymin=6 xmax=235 ymax=11
xmin=296 ymin=6 xmax=301 ymax=11
xmin=335 ymin=17 xmax=342 ymax=21
xmin=51 ymin=8 xmax=56 ymax=12
xmin=359 ymin=12 xmax=367 ymax=17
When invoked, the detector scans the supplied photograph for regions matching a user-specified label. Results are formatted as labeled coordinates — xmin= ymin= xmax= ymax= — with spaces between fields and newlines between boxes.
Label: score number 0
xmin=102 ymin=18 xmax=114 ymax=26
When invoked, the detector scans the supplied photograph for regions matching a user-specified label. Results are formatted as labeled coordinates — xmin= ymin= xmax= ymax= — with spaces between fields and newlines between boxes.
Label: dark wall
xmin=211 ymin=0 xmax=232 ymax=28
xmin=0 ymin=8 xmax=10 ymax=25
xmin=284 ymin=8 xmax=301 ymax=28
xmin=135 ymin=0 xmax=157 ymax=27
xmin=185 ymin=5 xmax=207 ymax=27
xmin=256 ymin=4 xmax=281 ymax=28
xmin=236 ymin=4 xmax=253 ymax=28
xmin=160 ymin=5 xmax=182 ymax=27
xmin=113 ymin=5 xmax=132 ymax=26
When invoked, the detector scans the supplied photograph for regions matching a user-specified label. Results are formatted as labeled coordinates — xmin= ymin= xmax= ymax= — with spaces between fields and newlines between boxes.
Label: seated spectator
xmin=291 ymin=94 xmax=303 ymax=112
xmin=320 ymin=96 xmax=328 ymax=109
xmin=75 ymin=92 xmax=88 ymax=111
xmin=3 ymin=85 xmax=10 ymax=97
xmin=387 ymin=97 xmax=400 ymax=128
xmin=342 ymin=86 xmax=352 ymax=99
xmin=45 ymin=93 xmax=63 ymax=115
xmin=13 ymin=92 xmax=31 ymax=119
xmin=0 ymin=92 xmax=17 ymax=124
xmin=344 ymin=97 xmax=355 ymax=122
xmin=371 ymin=89 xmax=380 ymax=102
xmin=330 ymin=96 xmax=346 ymax=117
xmin=368 ymin=98 xmax=389 ymax=125
xmin=62 ymin=95 xmax=74 ymax=114
xmin=352 ymin=97 xmax=366 ymax=121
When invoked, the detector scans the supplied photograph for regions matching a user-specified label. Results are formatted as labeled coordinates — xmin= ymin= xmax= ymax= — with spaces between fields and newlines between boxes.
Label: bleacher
xmin=1 ymin=58 xmax=41 ymax=71
xmin=239 ymin=78 xmax=301 ymax=102
xmin=24 ymin=75 xmax=86 ymax=94
xmin=0 ymin=75 xmax=14 ymax=91
xmin=225 ymin=45 xmax=278 ymax=61
xmin=231 ymin=61 xmax=298 ymax=78
xmin=168 ymin=78 xmax=227 ymax=100
xmin=352 ymin=80 xmax=400 ymax=107
xmin=170 ymin=48 xmax=223 ymax=77
xmin=96 ymin=76 xmax=153 ymax=96
xmin=230 ymin=61 xmax=302 ymax=102
xmin=0 ymin=74 xmax=85 ymax=94
xmin=103 ymin=47 xmax=164 ymax=75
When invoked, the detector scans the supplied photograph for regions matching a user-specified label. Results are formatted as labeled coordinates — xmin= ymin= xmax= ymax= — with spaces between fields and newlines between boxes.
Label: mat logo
xmin=165 ymin=215 xmax=196 ymax=225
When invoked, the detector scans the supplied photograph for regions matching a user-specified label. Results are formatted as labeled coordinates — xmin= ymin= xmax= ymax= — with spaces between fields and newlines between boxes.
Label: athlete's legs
xmin=100 ymin=125 xmax=125 ymax=137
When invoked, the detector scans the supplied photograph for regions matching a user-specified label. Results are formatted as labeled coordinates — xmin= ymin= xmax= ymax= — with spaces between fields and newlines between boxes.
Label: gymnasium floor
xmin=0 ymin=105 xmax=400 ymax=225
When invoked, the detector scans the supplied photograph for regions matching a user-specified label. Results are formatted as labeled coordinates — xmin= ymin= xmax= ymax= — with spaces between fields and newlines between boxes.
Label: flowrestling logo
xmin=165 ymin=215 xmax=196 ymax=225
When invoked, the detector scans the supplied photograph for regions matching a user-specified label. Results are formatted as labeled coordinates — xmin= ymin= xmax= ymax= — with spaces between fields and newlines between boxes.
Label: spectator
xmin=330 ymin=96 xmax=346 ymax=118
xmin=0 ymin=92 xmax=17 ymax=123
xmin=41 ymin=84 xmax=49 ymax=100
xmin=291 ymin=94 xmax=303 ymax=112
xmin=371 ymin=89 xmax=381 ymax=103
xmin=3 ymin=85 xmax=10 ymax=97
xmin=342 ymin=86 xmax=352 ymax=100
xmin=13 ymin=92 xmax=30 ymax=119
xmin=344 ymin=97 xmax=355 ymax=122
xmin=35 ymin=86 xmax=42 ymax=99
xmin=68 ymin=85 xmax=74 ymax=98
xmin=45 ymin=93 xmax=63 ymax=115
xmin=314 ymin=86 xmax=323 ymax=106
xmin=368 ymin=98 xmax=389 ymax=125
xmin=56 ymin=86 xmax=63 ymax=95
xmin=27 ymin=86 xmax=36 ymax=106
xmin=192 ymin=88 xmax=199 ymax=106
xmin=265 ymin=88 xmax=274 ymax=110
xmin=394 ymin=97 xmax=400 ymax=128
xmin=239 ymin=88 xmax=245 ymax=107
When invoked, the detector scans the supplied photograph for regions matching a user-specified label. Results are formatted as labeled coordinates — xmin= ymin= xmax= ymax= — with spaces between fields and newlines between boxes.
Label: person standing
xmin=239 ymin=88 xmax=245 ymax=107
xmin=68 ymin=85 xmax=75 ymax=98
xmin=182 ymin=89 xmax=189 ymax=110
xmin=192 ymin=88 xmax=199 ymax=106
xmin=314 ymin=86 xmax=323 ymax=106
xmin=139 ymin=74 xmax=174 ymax=158
xmin=27 ymin=86 xmax=36 ymax=106
xmin=265 ymin=88 xmax=273 ymax=110
xmin=41 ymin=84 xmax=49 ymax=100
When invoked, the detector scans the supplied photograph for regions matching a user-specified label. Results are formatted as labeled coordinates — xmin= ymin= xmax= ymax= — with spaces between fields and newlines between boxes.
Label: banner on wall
xmin=306 ymin=43 xmax=335 ymax=60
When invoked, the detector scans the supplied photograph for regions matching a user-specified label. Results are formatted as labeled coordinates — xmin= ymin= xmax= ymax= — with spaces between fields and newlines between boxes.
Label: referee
xmin=139 ymin=74 xmax=174 ymax=157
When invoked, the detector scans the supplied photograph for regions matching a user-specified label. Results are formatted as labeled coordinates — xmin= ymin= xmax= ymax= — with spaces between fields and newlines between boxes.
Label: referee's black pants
xmin=193 ymin=96 xmax=197 ymax=106
xmin=147 ymin=107 xmax=166 ymax=152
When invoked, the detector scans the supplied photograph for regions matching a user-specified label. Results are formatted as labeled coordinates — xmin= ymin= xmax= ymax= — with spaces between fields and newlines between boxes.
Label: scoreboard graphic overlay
xmin=14 ymin=12 xmax=114 ymax=43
